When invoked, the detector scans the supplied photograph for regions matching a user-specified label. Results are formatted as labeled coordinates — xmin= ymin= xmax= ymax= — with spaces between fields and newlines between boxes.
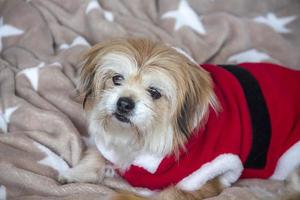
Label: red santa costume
xmin=99 ymin=63 xmax=300 ymax=193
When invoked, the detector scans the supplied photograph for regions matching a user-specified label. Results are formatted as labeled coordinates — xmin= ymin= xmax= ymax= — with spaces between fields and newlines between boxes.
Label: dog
xmin=59 ymin=38 xmax=300 ymax=200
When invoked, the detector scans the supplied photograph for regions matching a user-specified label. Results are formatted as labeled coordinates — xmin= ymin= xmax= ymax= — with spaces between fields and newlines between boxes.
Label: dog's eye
xmin=147 ymin=87 xmax=161 ymax=100
xmin=112 ymin=74 xmax=124 ymax=86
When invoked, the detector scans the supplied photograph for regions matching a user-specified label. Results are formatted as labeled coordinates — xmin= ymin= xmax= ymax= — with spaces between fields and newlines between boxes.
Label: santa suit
xmin=100 ymin=63 xmax=300 ymax=192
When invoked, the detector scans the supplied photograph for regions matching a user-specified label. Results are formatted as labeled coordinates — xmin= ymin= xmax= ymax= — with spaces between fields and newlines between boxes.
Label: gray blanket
xmin=0 ymin=0 xmax=299 ymax=199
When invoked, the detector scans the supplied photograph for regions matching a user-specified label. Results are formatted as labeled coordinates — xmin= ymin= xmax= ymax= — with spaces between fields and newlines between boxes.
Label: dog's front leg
xmin=58 ymin=147 xmax=106 ymax=184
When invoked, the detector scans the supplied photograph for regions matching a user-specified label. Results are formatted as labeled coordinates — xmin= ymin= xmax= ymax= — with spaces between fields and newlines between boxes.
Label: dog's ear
xmin=78 ymin=43 xmax=107 ymax=109
xmin=173 ymin=63 xmax=218 ymax=143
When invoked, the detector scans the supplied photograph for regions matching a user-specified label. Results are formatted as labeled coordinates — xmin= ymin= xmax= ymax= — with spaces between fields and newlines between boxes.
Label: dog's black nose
xmin=117 ymin=97 xmax=135 ymax=114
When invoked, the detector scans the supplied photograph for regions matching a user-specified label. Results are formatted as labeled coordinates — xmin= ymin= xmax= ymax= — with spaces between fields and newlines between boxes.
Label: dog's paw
xmin=57 ymin=169 xmax=78 ymax=184
xmin=57 ymin=174 xmax=70 ymax=184
xmin=57 ymin=167 xmax=105 ymax=184
xmin=105 ymin=165 xmax=116 ymax=178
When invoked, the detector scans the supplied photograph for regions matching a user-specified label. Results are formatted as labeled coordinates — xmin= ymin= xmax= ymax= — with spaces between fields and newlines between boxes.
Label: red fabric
xmin=120 ymin=63 xmax=300 ymax=190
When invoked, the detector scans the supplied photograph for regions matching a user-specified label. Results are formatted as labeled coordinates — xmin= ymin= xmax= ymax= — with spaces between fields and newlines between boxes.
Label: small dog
xmin=59 ymin=38 xmax=300 ymax=200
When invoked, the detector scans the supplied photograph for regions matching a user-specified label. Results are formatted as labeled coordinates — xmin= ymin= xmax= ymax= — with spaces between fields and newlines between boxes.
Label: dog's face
xmin=80 ymin=38 xmax=217 ymax=156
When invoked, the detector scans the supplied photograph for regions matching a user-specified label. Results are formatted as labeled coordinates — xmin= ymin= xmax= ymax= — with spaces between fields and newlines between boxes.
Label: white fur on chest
xmin=93 ymin=132 xmax=164 ymax=173
xmin=92 ymin=130 xmax=138 ymax=170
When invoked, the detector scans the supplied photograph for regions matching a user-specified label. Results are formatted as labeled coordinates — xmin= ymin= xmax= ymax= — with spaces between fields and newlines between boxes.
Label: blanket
xmin=0 ymin=0 xmax=299 ymax=199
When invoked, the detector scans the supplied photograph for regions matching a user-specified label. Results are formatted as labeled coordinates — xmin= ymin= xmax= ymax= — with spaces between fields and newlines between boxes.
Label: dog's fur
xmin=59 ymin=38 xmax=300 ymax=200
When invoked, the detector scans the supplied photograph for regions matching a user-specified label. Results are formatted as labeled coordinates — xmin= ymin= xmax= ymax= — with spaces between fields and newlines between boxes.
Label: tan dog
xmin=59 ymin=38 xmax=300 ymax=200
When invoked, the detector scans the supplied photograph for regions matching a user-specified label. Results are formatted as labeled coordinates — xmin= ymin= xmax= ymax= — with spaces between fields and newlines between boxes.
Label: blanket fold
xmin=0 ymin=0 xmax=299 ymax=199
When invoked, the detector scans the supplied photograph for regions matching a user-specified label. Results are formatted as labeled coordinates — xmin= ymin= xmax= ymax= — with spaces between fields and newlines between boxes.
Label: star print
xmin=18 ymin=62 xmax=45 ymax=91
xmin=162 ymin=0 xmax=206 ymax=35
xmin=59 ymin=36 xmax=90 ymax=50
xmin=0 ymin=106 xmax=18 ymax=133
xmin=86 ymin=0 xmax=114 ymax=22
xmin=103 ymin=11 xmax=114 ymax=22
xmin=18 ymin=62 xmax=62 ymax=91
xmin=0 ymin=185 xmax=6 ymax=200
xmin=34 ymin=142 xmax=69 ymax=173
xmin=254 ymin=13 xmax=297 ymax=34
xmin=0 ymin=17 xmax=24 ymax=51
xmin=227 ymin=49 xmax=271 ymax=63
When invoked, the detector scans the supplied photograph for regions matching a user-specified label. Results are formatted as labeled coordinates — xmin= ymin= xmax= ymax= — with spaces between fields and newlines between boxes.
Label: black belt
xmin=219 ymin=65 xmax=271 ymax=169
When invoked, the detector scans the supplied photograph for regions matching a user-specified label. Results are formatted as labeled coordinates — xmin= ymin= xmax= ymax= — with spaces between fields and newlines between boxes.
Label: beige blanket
xmin=0 ymin=0 xmax=299 ymax=199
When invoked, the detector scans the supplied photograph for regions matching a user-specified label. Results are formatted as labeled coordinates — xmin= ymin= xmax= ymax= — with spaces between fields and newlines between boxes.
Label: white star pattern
xmin=227 ymin=49 xmax=271 ymax=63
xmin=18 ymin=62 xmax=45 ymax=91
xmin=0 ymin=17 xmax=24 ymax=51
xmin=0 ymin=185 xmax=6 ymax=200
xmin=59 ymin=36 xmax=90 ymax=50
xmin=34 ymin=142 xmax=70 ymax=174
xmin=162 ymin=0 xmax=206 ymax=35
xmin=0 ymin=106 xmax=18 ymax=133
xmin=18 ymin=62 xmax=62 ymax=91
xmin=254 ymin=13 xmax=297 ymax=34
xmin=86 ymin=0 xmax=114 ymax=22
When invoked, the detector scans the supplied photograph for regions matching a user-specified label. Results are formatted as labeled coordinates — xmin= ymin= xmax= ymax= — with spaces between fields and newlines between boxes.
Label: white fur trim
xmin=132 ymin=153 xmax=164 ymax=174
xmin=177 ymin=154 xmax=243 ymax=191
xmin=270 ymin=141 xmax=300 ymax=180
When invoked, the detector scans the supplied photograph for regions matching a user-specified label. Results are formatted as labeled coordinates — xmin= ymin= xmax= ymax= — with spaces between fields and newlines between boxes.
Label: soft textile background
xmin=0 ymin=0 xmax=299 ymax=199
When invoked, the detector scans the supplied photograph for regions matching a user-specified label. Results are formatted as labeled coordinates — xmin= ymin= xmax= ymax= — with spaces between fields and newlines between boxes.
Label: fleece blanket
xmin=0 ymin=0 xmax=299 ymax=199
